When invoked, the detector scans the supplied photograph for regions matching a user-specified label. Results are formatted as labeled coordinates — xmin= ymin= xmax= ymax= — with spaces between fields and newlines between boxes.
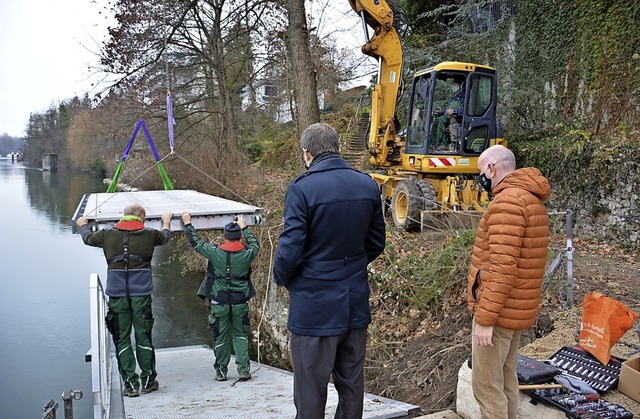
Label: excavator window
xmin=407 ymin=76 xmax=430 ymax=147
xmin=464 ymin=126 xmax=490 ymax=153
xmin=467 ymin=74 xmax=493 ymax=117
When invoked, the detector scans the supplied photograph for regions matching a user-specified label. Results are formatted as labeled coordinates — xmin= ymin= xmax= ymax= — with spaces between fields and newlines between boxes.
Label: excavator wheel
xmin=391 ymin=180 xmax=423 ymax=231
xmin=417 ymin=180 xmax=438 ymax=211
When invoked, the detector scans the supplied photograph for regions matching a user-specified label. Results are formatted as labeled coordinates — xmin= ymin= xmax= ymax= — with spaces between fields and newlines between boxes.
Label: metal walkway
xmin=123 ymin=346 xmax=420 ymax=419
xmin=72 ymin=190 xmax=265 ymax=233
xmin=89 ymin=275 xmax=420 ymax=419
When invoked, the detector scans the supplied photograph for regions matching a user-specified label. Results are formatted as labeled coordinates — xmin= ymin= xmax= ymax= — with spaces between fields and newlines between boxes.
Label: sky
xmin=0 ymin=0 xmax=112 ymax=137
xmin=0 ymin=1 xmax=371 ymax=139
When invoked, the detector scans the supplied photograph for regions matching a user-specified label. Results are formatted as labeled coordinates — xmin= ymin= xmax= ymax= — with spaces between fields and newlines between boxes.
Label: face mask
xmin=451 ymin=85 xmax=460 ymax=93
xmin=478 ymin=173 xmax=492 ymax=193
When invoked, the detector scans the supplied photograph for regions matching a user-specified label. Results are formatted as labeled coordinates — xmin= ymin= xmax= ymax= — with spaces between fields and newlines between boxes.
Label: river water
xmin=0 ymin=159 xmax=210 ymax=418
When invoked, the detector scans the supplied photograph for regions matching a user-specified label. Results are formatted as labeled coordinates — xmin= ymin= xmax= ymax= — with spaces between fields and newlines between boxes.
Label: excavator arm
xmin=348 ymin=0 xmax=403 ymax=166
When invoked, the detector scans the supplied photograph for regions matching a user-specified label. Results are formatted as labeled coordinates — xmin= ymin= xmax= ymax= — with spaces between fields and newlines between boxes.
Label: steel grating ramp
xmin=71 ymin=190 xmax=265 ymax=233
xmin=122 ymin=345 xmax=420 ymax=418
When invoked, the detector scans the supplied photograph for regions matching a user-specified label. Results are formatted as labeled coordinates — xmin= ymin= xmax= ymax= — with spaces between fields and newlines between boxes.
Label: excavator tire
xmin=417 ymin=180 xmax=438 ymax=211
xmin=391 ymin=180 xmax=423 ymax=231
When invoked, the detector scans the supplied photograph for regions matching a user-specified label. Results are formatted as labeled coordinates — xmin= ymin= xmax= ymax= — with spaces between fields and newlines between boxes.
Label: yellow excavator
xmin=348 ymin=0 xmax=507 ymax=230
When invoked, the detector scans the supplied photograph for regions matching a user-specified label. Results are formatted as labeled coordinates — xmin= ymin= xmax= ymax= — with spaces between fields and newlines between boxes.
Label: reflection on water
xmin=0 ymin=160 xmax=210 ymax=419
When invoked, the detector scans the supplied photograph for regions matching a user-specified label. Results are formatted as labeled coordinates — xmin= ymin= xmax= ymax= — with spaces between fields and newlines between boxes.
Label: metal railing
xmin=88 ymin=274 xmax=117 ymax=419
xmin=42 ymin=390 xmax=84 ymax=419
xmin=542 ymin=210 xmax=575 ymax=304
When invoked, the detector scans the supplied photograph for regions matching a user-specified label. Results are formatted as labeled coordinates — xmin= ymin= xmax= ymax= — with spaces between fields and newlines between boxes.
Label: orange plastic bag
xmin=579 ymin=291 xmax=639 ymax=365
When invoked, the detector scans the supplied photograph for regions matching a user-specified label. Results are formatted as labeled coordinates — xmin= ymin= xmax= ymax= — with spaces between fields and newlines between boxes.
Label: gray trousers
xmin=290 ymin=327 xmax=368 ymax=419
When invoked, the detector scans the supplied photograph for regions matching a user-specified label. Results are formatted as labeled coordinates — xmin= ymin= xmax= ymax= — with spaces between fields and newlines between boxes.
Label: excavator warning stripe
xmin=428 ymin=157 xmax=456 ymax=167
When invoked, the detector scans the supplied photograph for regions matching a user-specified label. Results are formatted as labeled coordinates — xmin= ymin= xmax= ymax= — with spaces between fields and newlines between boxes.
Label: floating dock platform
xmin=72 ymin=190 xmax=265 ymax=233
xmin=119 ymin=346 xmax=421 ymax=418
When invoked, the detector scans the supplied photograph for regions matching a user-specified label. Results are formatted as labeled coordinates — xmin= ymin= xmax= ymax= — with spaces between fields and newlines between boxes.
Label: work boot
xmin=238 ymin=372 xmax=252 ymax=381
xmin=123 ymin=387 xmax=139 ymax=397
xmin=215 ymin=373 xmax=227 ymax=382
xmin=141 ymin=380 xmax=159 ymax=394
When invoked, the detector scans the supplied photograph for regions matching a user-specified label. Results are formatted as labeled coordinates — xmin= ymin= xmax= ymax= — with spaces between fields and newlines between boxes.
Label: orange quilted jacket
xmin=467 ymin=167 xmax=551 ymax=330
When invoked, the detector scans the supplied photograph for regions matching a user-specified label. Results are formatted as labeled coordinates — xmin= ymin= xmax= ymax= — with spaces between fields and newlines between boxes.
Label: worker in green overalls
xmin=431 ymin=80 xmax=465 ymax=150
xmin=181 ymin=213 xmax=260 ymax=382
xmin=77 ymin=204 xmax=172 ymax=397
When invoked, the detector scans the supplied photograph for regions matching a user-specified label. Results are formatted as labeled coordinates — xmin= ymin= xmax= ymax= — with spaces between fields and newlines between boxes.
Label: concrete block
xmin=414 ymin=410 xmax=461 ymax=419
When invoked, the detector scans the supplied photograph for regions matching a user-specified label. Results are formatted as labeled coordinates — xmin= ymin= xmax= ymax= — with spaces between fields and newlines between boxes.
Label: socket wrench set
xmin=527 ymin=388 xmax=634 ymax=418
xmin=548 ymin=346 xmax=623 ymax=393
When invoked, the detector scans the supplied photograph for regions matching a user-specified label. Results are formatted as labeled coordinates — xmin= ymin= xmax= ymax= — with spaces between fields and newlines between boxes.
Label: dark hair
xmin=300 ymin=123 xmax=340 ymax=156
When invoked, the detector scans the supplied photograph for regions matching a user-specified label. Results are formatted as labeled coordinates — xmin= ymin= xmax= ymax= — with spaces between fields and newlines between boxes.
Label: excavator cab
xmin=386 ymin=62 xmax=506 ymax=230
xmin=405 ymin=63 xmax=502 ymax=158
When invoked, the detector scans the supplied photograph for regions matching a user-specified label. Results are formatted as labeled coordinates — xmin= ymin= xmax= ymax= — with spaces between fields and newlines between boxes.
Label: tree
xmin=23 ymin=97 xmax=94 ymax=167
xmin=99 ymin=0 xmax=282 ymax=175
xmin=0 ymin=134 xmax=24 ymax=156
xmin=283 ymin=0 xmax=320 ymax=135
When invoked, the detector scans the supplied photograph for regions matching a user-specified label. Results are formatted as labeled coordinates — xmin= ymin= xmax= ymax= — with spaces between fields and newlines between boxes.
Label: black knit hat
xmin=223 ymin=222 xmax=242 ymax=240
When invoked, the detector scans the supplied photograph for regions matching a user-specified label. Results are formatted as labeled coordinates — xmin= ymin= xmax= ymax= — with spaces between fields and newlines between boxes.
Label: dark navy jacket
xmin=273 ymin=153 xmax=386 ymax=336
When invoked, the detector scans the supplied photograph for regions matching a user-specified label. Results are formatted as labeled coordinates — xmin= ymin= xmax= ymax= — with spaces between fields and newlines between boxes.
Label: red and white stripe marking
xmin=428 ymin=157 xmax=456 ymax=167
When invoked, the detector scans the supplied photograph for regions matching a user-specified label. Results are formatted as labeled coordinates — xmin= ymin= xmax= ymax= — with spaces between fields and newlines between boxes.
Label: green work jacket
xmin=185 ymin=224 xmax=259 ymax=305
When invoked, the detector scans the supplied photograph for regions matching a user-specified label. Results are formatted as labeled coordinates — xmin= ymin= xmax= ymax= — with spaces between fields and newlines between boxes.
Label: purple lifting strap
xmin=118 ymin=120 xmax=162 ymax=162
xmin=167 ymin=94 xmax=175 ymax=152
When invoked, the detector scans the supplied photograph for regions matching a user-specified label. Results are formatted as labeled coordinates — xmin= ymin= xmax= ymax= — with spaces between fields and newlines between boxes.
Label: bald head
xmin=123 ymin=203 xmax=146 ymax=220
xmin=479 ymin=145 xmax=515 ymax=171
xmin=478 ymin=145 xmax=516 ymax=189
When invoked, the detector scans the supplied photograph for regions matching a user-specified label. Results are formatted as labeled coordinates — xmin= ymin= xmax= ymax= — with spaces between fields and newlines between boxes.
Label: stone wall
xmin=550 ymin=169 xmax=640 ymax=249
xmin=511 ymin=137 xmax=640 ymax=250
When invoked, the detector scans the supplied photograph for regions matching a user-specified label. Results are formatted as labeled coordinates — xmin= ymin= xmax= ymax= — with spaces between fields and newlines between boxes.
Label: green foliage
xmin=508 ymin=128 xmax=640 ymax=215
xmin=398 ymin=0 xmax=455 ymax=38
xmin=370 ymin=228 xmax=476 ymax=311
xmin=258 ymin=123 xmax=300 ymax=172
xmin=237 ymin=111 xmax=281 ymax=162
xmin=88 ymin=158 xmax=107 ymax=177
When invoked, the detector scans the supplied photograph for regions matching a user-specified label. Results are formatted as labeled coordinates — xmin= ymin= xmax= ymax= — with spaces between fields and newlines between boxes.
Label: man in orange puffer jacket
xmin=467 ymin=144 xmax=551 ymax=419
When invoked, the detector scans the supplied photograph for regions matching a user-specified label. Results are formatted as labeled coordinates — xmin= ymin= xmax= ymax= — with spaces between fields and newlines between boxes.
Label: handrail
xmin=542 ymin=210 xmax=575 ymax=303
xmin=340 ymin=95 xmax=367 ymax=152
xmin=89 ymin=274 xmax=116 ymax=419
xmin=345 ymin=94 xmax=366 ymax=136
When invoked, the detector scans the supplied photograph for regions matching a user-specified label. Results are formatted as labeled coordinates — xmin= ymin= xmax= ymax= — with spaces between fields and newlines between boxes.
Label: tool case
xmin=526 ymin=388 xmax=634 ymax=418
xmin=517 ymin=354 xmax=561 ymax=384
xmin=548 ymin=346 xmax=623 ymax=393
xmin=469 ymin=353 xmax=561 ymax=384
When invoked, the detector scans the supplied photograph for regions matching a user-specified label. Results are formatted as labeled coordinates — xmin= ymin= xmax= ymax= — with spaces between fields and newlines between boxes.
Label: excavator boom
xmin=348 ymin=0 xmax=402 ymax=165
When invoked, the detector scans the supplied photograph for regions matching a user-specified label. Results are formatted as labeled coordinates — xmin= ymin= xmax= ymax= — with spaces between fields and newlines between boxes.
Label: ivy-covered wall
xmin=506 ymin=0 xmax=640 ymax=135
xmin=509 ymin=133 xmax=640 ymax=249
xmin=403 ymin=0 xmax=640 ymax=137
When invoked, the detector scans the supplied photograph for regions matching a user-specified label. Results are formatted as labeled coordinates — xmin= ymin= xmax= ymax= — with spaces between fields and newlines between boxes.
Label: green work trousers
xmin=431 ymin=114 xmax=450 ymax=148
xmin=209 ymin=303 xmax=251 ymax=376
xmin=106 ymin=296 xmax=157 ymax=392
xmin=471 ymin=319 xmax=522 ymax=419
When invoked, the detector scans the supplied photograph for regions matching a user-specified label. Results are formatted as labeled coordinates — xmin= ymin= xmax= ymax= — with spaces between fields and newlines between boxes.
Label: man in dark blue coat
xmin=274 ymin=122 xmax=386 ymax=419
